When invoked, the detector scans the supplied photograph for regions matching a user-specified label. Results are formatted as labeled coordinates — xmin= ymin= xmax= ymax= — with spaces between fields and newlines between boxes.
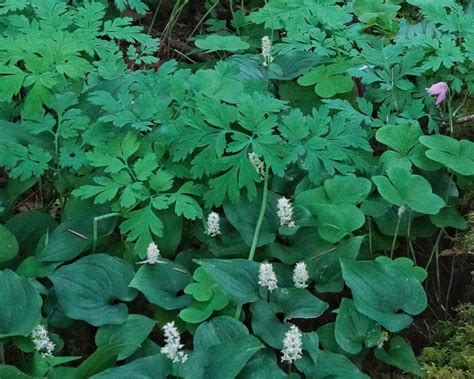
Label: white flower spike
xmin=281 ymin=324 xmax=303 ymax=364
xmin=31 ymin=325 xmax=55 ymax=358
xmin=293 ymin=261 xmax=309 ymax=289
xmin=277 ymin=197 xmax=295 ymax=228
xmin=161 ymin=321 xmax=188 ymax=363
xmin=258 ymin=262 xmax=278 ymax=292
xmin=261 ymin=36 xmax=273 ymax=67
xmin=206 ymin=211 xmax=221 ymax=237
xmin=248 ymin=152 xmax=265 ymax=179
xmin=138 ymin=242 xmax=161 ymax=264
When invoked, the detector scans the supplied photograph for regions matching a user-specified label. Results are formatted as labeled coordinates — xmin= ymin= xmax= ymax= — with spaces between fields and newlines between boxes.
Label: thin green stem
xmin=406 ymin=211 xmax=417 ymax=264
xmin=234 ymin=165 xmax=270 ymax=320
xmin=390 ymin=214 xmax=402 ymax=259
xmin=248 ymin=166 xmax=270 ymax=262
xmin=447 ymin=90 xmax=454 ymax=134
xmin=445 ymin=256 xmax=455 ymax=312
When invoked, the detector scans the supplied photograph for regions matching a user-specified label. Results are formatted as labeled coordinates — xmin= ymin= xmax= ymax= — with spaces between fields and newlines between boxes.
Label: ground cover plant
xmin=0 ymin=0 xmax=473 ymax=377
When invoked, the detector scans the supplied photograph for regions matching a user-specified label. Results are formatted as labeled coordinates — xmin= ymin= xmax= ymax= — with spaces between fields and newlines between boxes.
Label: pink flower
xmin=426 ymin=82 xmax=448 ymax=105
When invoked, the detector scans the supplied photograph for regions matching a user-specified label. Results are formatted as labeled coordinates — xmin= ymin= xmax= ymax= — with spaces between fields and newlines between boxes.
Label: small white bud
xmin=248 ymin=152 xmax=265 ymax=179
xmin=261 ymin=36 xmax=273 ymax=67
xmin=281 ymin=324 xmax=303 ymax=364
xmin=377 ymin=330 xmax=389 ymax=349
xmin=258 ymin=262 xmax=278 ymax=292
xmin=293 ymin=262 xmax=309 ymax=289
xmin=138 ymin=242 xmax=161 ymax=264
xmin=277 ymin=197 xmax=295 ymax=228
xmin=397 ymin=205 xmax=407 ymax=218
xmin=205 ymin=212 xmax=221 ymax=237
xmin=161 ymin=321 xmax=188 ymax=363
xmin=31 ymin=325 xmax=55 ymax=358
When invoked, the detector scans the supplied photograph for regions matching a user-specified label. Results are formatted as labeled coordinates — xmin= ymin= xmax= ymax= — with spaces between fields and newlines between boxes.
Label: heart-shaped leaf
xmin=50 ymin=254 xmax=137 ymax=326
xmin=0 ymin=269 xmax=42 ymax=338
xmin=129 ymin=260 xmax=192 ymax=310
xmin=341 ymin=258 xmax=427 ymax=332
xmin=197 ymin=259 xmax=260 ymax=305
xmin=271 ymin=288 xmax=328 ymax=321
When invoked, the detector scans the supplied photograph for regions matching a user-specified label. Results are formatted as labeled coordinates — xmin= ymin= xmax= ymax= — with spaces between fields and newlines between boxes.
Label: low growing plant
xmin=0 ymin=0 xmax=473 ymax=378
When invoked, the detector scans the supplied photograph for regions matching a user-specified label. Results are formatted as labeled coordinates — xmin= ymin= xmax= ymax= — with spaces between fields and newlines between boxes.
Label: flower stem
xmin=234 ymin=165 xmax=270 ymax=320
xmin=390 ymin=214 xmax=402 ymax=259
xmin=248 ymin=166 xmax=270 ymax=262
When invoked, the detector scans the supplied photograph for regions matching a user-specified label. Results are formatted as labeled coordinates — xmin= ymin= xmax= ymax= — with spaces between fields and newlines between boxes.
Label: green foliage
xmin=1 ymin=0 xmax=473 ymax=377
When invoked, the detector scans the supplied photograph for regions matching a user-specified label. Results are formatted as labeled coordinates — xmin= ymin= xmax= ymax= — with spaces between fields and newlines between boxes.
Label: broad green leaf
xmin=373 ymin=166 xmax=445 ymax=214
xmin=95 ymin=314 xmax=156 ymax=360
xmin=0 ymin=224 xmax=19 ymax=263
xmin=341 ymin=259 xmax=427 ymax=332
xmin=194 ymin=316 xmax=249 ymax=352
xmin=129 ymin=261 xmax=192 ymax=310
xmin=335 ymin=298 xmax=381 ymax=354
xmin=5 ymin=210 xmax=57 ymax=255
xmin=185 ymin=336 xmax=262 ymax=379
xmin=419 ymin=135 xmax=474 ymax=176
xmin=0 ymin=269 xmax=42 ymax=338
xmin=92 ymin=354 xmax=171 ymax=379
xmin=313 ymin=350 xmax=369 ymax=379
xmin=197 ymin=259 xmax=260 ymax=305
xmin=195 ymin=35 xmax=250 ymax=52
xmin=375 ymin=336 xmax=423 ymax=377
xmin=49 ymin=254 xmax=137 ymax=326
xmin=271 ymin=288 xmax=328 ymax=321
xmin=308 ymin=236 xmax=364 ymax=293
xmin=250 ymin=300 xmax=288 ymax=349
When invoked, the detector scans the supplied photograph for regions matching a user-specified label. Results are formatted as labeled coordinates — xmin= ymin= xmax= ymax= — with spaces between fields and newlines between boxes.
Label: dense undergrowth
xmin=0 ymin=0 xmax=473 ymax=378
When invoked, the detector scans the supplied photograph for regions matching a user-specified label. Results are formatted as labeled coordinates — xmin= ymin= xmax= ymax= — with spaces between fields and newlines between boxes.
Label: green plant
xmin=0 ymin=0 xmax=473 ymax=378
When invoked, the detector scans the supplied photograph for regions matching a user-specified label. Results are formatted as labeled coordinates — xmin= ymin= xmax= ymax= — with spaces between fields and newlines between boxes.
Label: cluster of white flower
xmin=277 ymin=197 xmax=295 ymax=228
xmin=261 ymin=36 xmax=273 ymax=67
xmin=248 ymin=152 xmax=265 ymax=179
xmin=31 ymin=325 xmax=55 ymax=358
xmin=281 ymin=324 xmax=303 ymax=364
xmin=205 ymin=211 xmax=221 ymax=237
xmin=258 ymin=262 xmax=278 ymax=292
xmin=293 ymin=262 xmax=309 ymax=289
xmin=161 ymin=321 xmax=188 ymax=363
xmin=138 ymin=242 xmax=161 ymax=264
